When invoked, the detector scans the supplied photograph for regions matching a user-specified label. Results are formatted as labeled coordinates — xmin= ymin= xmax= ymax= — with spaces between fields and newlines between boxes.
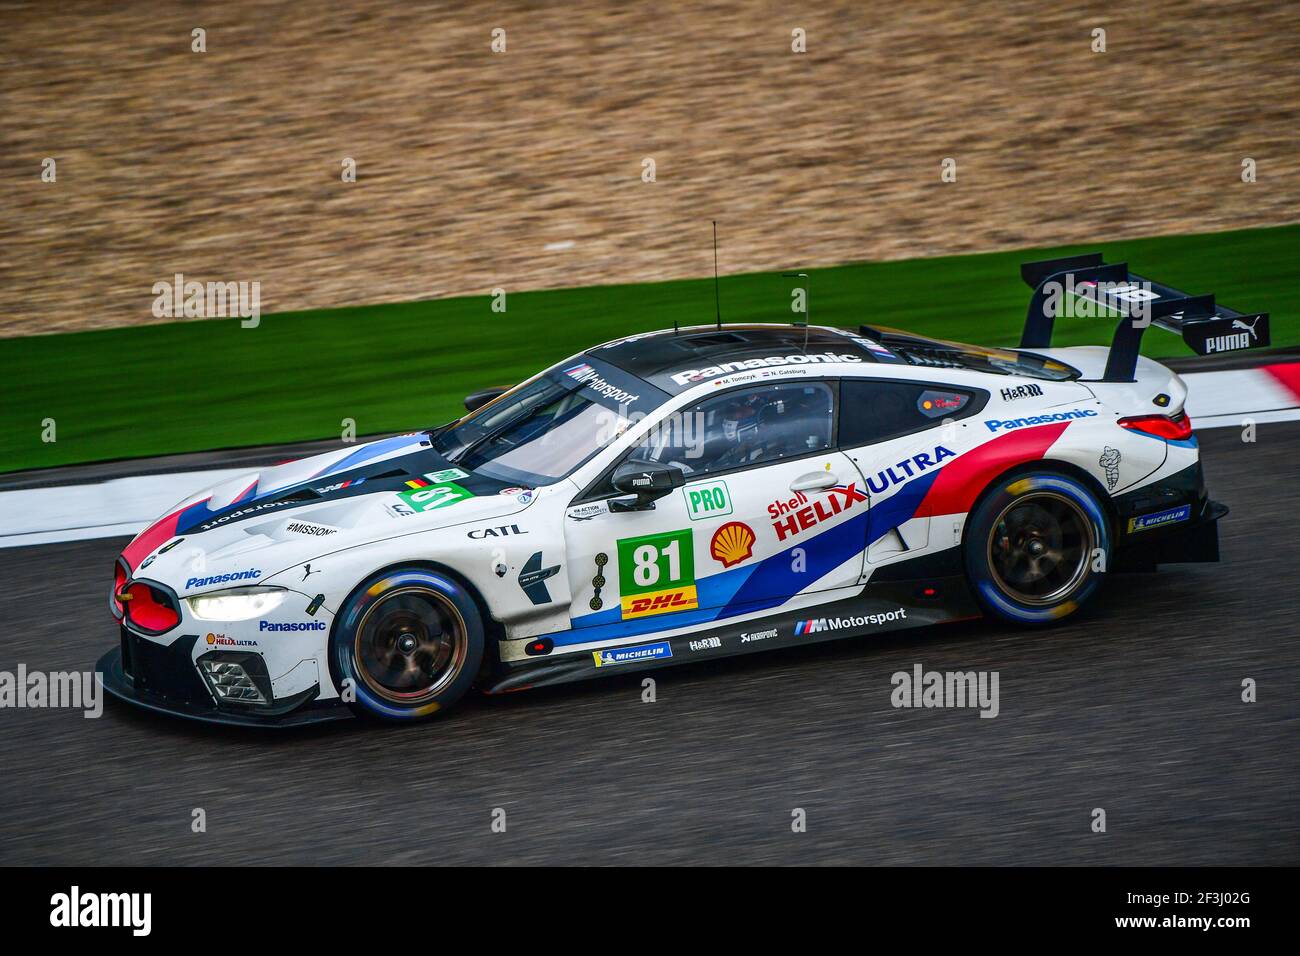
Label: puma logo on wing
xmin=1231 ymin=316 xmax=1260 ymax=340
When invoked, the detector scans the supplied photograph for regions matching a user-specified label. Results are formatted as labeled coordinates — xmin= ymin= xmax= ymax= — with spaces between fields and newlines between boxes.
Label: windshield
xmin=430 ymin=357 xmax=668 ymax=486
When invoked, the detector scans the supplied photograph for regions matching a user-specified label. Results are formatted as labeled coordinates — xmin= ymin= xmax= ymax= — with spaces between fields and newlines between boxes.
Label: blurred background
xmin=2 ymin=1 xmax=1297 ymax=471
xmin=3 ymin=0 xmax=1298 ymax=334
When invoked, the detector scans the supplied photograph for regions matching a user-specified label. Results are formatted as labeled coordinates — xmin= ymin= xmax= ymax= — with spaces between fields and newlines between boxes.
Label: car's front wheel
xmin=963 ymin=470 xmax=1110 ymax=625
xmin=330 ymin=567 xmax=485 ymax=720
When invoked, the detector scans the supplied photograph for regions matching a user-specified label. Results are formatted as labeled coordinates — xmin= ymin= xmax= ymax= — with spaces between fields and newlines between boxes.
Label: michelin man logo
xmin=1099 ymin=447 xmax=1121 ymax=491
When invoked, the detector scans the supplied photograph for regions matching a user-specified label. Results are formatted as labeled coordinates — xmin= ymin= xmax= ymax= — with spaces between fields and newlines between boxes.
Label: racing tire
xmin=963 ymin=470 xmax=1110 ymax=625
xmin=330 ymin=567 xmax=485 ymax=720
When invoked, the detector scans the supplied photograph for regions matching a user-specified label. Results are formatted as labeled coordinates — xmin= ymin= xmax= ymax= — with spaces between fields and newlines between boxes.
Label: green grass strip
xmin=2 ymin=223 xmax=1295 ymax=472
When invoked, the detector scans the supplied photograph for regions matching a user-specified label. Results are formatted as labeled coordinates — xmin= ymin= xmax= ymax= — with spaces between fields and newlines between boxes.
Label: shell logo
xmin=710 ymin=521 xmax=756 ymax=568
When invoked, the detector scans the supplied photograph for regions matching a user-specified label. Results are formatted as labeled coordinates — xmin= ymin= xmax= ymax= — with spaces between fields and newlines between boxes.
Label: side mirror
xmin=609 ymin=460 xmax=685 ymax=512
xmin=464 ymin=386 xmax=509 ymax=413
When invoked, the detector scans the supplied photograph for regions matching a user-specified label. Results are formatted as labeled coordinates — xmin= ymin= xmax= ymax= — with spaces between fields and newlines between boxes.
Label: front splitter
xmin=96 ymin=647 xmax=353 ymax=729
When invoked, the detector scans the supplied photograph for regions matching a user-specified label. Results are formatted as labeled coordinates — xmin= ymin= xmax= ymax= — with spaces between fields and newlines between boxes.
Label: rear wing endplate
xmin=1018 ymin=253 xmax=1270 ymax=382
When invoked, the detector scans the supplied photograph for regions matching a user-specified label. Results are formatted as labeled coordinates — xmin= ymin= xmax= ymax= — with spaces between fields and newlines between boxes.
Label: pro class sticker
xmin=683 ymin=479 xmax=733 ymax=520
xmin=1127 ymin=504 xmax=1192 ymax=533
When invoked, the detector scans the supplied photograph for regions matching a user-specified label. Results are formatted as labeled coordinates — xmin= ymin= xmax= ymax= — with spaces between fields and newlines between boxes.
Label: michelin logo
xmin=1127 ymin=504 xmax=1192 ymax=533
xmin=985 ymin=408 xmax=1097 ymax=433
xmin=185 ymin=569 xmax=261 ymax=590
xmin=592 ymin=641 xmax=672 ymax=667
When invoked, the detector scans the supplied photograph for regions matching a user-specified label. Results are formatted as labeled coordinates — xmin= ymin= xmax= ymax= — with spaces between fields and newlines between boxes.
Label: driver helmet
xmin=721 ymin=398 xmax=760 ymax=444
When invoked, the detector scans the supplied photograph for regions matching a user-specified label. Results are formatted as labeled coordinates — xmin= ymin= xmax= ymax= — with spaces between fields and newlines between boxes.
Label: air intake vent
xmin=894 ymin=346 xmax=966 ymax=370
xmin=272 ymin=489 xmax=319 ymax=503
xmin=274 ymin=467 xmax=410 ymax=503
xmin=680 ymin=332 xmax=750 ymax=349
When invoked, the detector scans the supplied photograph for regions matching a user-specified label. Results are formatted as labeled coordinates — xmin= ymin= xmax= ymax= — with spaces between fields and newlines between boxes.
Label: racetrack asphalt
xmin=0 ymin=423 xmax=1296 ymax=865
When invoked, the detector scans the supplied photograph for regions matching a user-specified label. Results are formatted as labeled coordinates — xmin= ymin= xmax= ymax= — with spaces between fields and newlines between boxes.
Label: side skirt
xmin=481 ymin=573 xmax=981 ymax=694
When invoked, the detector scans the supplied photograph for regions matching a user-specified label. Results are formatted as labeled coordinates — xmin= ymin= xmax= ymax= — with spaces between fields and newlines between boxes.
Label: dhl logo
xmin=621 ymin=586 xmax=699 ymax=619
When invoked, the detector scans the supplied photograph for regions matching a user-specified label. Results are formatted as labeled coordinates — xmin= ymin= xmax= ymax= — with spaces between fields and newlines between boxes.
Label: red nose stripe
xmin=232 ymin=479 xmax=259 ymax=503
xmin=914 ymin=422 xmax=1070 ymax=519
xmin=120 ymin=507 xmax=184 ymax=572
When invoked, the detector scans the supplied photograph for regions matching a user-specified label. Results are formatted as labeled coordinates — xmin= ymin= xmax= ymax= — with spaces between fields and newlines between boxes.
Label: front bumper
xmin=98 ymin=631 xmax=351 ymax=728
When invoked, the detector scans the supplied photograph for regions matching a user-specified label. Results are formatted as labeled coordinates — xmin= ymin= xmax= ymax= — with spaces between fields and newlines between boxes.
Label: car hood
xmin=119 ymin=432 xmax=539 ymax=592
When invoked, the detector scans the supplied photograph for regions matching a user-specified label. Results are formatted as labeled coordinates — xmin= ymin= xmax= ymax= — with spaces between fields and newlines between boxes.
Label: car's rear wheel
xmin=330 ymin=567 xmax=484 ymax=720
xmin=964 ymin=470 xmax=1110 ymax=625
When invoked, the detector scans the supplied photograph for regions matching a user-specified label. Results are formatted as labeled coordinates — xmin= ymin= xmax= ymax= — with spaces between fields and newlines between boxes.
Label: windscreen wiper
xmin=447 ymin=402 xmax=551 ymax=465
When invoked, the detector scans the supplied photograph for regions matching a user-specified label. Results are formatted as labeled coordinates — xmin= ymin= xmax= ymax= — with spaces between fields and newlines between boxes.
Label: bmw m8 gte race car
xmin=98 ymin=254 xmax=1270 ymax=725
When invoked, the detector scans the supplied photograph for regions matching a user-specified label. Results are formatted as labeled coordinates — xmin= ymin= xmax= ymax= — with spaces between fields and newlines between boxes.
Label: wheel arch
xmin=959 ymin=456 xmax=1117 ymax=552
xmin=956 ymin=455 xmax=1114 ymax=626
xmin=330 ymin=558 xmax=506 ymax=673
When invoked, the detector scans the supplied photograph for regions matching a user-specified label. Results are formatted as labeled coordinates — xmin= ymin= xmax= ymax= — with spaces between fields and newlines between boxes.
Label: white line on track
xmin=0 ymin=468 xmax=248 ymax=549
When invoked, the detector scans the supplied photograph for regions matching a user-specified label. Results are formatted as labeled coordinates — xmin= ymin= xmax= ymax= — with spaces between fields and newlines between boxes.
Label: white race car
xmin=99 ymin=254 xmax=1268 ymax=725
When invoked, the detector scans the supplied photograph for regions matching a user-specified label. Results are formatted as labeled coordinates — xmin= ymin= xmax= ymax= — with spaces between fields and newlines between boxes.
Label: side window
xmin=628 ymin=381 xmax=835 ymax=480
xmin=839 ymin=379 xmax=981 ymax=447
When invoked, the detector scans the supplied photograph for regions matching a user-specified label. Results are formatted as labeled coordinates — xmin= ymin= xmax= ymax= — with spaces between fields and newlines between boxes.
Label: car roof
xmin=581 ymin=323 xmax=1085 ymax=397
xmin=589 ymin=324 xmax=883 ymax=392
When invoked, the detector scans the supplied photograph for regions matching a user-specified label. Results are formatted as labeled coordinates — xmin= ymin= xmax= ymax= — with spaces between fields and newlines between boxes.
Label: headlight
xmin=188 ymin=586 xmax=287 ymax=621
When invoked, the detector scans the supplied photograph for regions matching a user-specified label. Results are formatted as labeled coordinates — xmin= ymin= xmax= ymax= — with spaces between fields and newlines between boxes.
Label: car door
xmin=837 ymin=378 xmax=987 ymax=564
xmin=563 ymin=379 xmax=868 ymax=634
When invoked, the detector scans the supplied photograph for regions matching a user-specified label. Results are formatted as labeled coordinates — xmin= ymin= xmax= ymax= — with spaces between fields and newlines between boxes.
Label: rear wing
xmin=1018 ymin=253 xmax=1270 ymax=382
